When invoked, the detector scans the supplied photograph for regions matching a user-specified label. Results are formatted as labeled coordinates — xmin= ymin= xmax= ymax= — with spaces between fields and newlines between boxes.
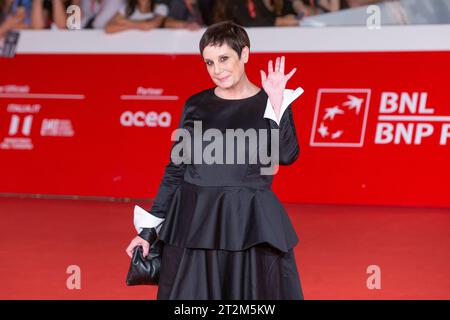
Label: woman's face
xmin=202 ymin=43 xmax=249 ymax=90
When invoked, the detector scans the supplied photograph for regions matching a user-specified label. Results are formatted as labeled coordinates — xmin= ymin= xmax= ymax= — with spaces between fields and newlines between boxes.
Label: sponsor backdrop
xmin=1 ymin=28 xmax=449 ymax=207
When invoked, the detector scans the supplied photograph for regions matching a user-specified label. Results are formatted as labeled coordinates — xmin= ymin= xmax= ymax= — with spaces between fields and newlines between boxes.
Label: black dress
xmin=148 ymin=87 xmax=303 ymax=300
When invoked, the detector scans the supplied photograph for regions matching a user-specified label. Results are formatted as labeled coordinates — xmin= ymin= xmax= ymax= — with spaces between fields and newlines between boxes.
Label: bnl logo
xmin=310 ymin=89 xmax=371 ymax=147
xmin=8 ymin=115 xmax=33 ymax=136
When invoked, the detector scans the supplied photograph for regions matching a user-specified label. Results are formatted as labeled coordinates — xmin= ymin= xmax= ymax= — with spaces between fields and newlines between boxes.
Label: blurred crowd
xmin=0 ymin=0 xmax=385 ymax=38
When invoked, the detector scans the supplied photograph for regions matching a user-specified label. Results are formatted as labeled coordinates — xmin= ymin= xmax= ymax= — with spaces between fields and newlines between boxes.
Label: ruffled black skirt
xmin=157 ymin=243 xmax=303 ymax=300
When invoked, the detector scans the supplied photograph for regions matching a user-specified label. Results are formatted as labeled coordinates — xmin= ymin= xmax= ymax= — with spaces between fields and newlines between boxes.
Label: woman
xmin=163 ymin=0 xmax=201 ymax=30
xmin=105 ymin=0 xmax=167 ymax=33
xmin=126 ymin=21 xmax=305 ymax=300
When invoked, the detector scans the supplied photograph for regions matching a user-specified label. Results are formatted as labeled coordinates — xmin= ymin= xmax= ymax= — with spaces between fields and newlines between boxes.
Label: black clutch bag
xmin=126 ymin=228 xmax=164 ymax=286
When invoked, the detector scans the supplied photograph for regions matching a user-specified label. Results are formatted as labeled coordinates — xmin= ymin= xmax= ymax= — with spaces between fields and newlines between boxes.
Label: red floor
xmin=0 ymin=196 xmax=449 ymax=299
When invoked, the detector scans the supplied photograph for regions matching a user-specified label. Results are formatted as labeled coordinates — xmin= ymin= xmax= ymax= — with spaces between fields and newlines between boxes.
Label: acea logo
xmin=120 ymin=111 xmax=171 ymax=127
xmin=310 ymin=88 xmax=450 ymax=147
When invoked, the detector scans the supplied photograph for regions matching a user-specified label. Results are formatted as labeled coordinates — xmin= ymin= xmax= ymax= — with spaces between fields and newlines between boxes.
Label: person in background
xmin=347 ymin=0 xmax=381 ymax=8
xmin=90 ymin=0 xmax=124 ymax=28
xmin=163 ymin=0 xmax=205 ymax=30
xmin=291 ymin=0 xmax=385 ymax=18
xmin=0 ymin=0 xmax=30 ymax=38
xmin=67 ymin=0 xmax=125 ymax=29
xmin=0 ymin=0 xmax=6 ymax=24
xmin=12 ymin=0 xmax=32 ymax=24
xmin=32 ymin=0 xmax=115 ymax=29
xmin=197 ymin=0 xmax=214 ymax=26
xmin=31 ymin=0 xmax=65 ymax=29
xmin=1 ymin=1 xmax=13 ymax=33
xmin=105 ymin=0 xmax=168 ymax=33
xmin=290 ymin=0 xmax=347 ymax=17
xmin=213 ymin=0 xmax=299 ymax=27
xmin=290 ymin=0 xmax=314 ymax=17
xmin=72 ymin=0 xmax=106 ymax=28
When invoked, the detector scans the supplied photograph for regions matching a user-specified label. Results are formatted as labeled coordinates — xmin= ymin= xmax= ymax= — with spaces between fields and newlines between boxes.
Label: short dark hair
xmin=199 ymin=21 xmax=250 ymax=59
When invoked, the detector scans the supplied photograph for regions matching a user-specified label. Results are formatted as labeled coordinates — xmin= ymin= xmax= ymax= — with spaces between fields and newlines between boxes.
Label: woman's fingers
xmin=286 ymin=67 xmax=297 ymax=81
xmin=260 ymin=70 xmax=267 ymax=83
xmin=268 ymin=56 xmax=287 ymax=74
xmin=268 ymin=60 xmax=273 ymax=74
xmin=125 ymin=242 xmax=134 ymax=258
xmin=125 ymin=237 xmax=149 ymax=258
xmin=142 ymin=243 xmax=150 ymax=258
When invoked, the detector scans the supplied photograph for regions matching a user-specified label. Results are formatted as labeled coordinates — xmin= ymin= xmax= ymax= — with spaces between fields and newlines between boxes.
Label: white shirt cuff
xmin=133 ymin=205 xmax=165 ymax=234
xmin=263 ymin=87 xmax=304 ymax=126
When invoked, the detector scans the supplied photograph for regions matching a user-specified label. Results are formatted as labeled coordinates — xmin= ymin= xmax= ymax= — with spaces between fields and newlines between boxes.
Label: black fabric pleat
xmin=157 ymin=242 xmax=304 ymax=300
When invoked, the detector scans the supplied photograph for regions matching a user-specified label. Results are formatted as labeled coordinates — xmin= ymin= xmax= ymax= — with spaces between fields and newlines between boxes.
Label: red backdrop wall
xmin=1 ymin=28 xmax=449 ymax=207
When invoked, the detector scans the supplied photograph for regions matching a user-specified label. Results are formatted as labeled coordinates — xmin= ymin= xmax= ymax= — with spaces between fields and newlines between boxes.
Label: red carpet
xmin=0 ymin=197 xmax=448 ymax=299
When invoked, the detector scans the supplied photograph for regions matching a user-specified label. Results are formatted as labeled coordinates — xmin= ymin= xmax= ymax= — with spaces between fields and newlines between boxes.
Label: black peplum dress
xmin=145 ymin=87 xmax=303 ymax=300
